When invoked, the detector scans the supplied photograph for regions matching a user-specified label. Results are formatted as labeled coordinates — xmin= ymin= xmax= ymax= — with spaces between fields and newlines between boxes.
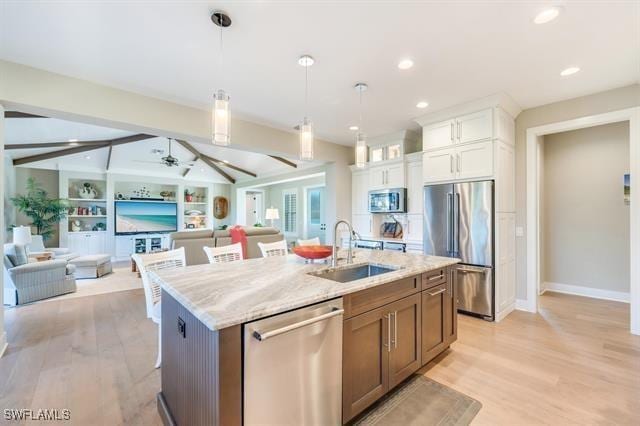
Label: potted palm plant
xmin=11 ymin=177 xmax=69 ymax=242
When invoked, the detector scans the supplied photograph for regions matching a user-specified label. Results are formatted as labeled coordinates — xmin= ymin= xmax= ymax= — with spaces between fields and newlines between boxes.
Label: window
xmin=283 ymin=190 xmax=297 ymax=234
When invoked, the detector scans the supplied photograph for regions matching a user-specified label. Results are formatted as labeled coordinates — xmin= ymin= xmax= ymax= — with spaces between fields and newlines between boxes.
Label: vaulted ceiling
xmin=4 ymin=117 xmax=321 ymax=183
xmin=1 ymin=2 xmax=638 ymax=145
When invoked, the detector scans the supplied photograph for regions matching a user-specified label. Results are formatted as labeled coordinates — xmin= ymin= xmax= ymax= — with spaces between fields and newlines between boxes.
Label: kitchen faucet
xmin=332 ymin=220 xmax=355 ymax=268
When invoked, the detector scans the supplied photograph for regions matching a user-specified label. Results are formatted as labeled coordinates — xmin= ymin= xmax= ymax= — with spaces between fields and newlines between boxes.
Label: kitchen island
xmin=152 ymin=249 xmax=459 ymax=425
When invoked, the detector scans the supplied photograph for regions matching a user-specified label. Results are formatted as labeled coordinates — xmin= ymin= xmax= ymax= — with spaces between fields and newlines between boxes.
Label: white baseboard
xmin=495 ymin=301 xmax=515 ymax=322
xmin=0 ymin=331 xmax=7 ymax=359
xmin=515 ymin=298 xmax=536 ymax=312
xmin=543 ymin=281 xmax=630 ymax=303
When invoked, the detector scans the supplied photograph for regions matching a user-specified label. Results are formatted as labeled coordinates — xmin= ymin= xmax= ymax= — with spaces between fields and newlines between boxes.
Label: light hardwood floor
xmin=421 ymin=292 xmax=640 ymax=425
xmin=1 ymin=290 xmax=638 ymax=425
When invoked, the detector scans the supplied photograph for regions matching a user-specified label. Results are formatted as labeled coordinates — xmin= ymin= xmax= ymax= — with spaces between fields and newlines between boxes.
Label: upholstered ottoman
xmin=69 ymin=254 xmax=113 ymax=279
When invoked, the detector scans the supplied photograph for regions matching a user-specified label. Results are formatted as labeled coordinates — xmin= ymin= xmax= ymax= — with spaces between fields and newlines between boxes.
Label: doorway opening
xmin=303 ymin=185 xmax=326 ymax=243
xmin=525 ymin=107 xmax=640 ymax=334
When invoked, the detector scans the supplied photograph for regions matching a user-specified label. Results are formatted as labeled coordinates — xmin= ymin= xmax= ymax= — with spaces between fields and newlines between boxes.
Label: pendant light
xmin=211 ymin=11 xmax=232 ymax=146
xmin=298 ymin=55 xmax=314 ymax=161
xmin=355 ymin=83 xmax=368 ymax=168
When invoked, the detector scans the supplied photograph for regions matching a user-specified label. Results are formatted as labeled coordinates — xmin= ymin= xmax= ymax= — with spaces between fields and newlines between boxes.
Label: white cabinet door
xmin=368 ymin=165 xmax=387 ymax=190
xmin=385 ymin=163 xmax=405 ymax=188
xmin=351 ymin=171 xmax=369 ymax=214
xmin=115 ymin=236 xmax=134 ymax=258
xmin=352 ymin=214 xmax=373 ymax=237
xmin=456 ymin=141 xmax=493 ymax=180
xmin=456 ymin=109 xmax=492 ymax=144
xmin=68 ymin=233 xmax=105 ymax=255
xmin=423 ymin=149 xmax=455 ymax=184
xmin=496 ymin=141 xmax=515 ymax=213
xmin=496 ymin=213 xmax=516 ymax=318
xmin=423 ymin=119 xmax=454 ymax=150
xmin=404 ymin=214 xmax=423 ymax=244
xmin=406 ymin=160 xmax=423 ymax=214
xmin=67 ymin=234 xmax=85 ymax=255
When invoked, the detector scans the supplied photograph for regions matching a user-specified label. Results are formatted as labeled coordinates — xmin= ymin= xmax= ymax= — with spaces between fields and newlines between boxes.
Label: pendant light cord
xmin=358 ymin=87 xmax=363 ymax=131
xmin=219 ymin=22 xmax=224 ymax=89
xmin=305 ymin=63 xmax=308 ymax=118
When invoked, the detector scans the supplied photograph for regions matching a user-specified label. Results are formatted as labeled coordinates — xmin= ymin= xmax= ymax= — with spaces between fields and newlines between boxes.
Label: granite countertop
xmin=152 ymin=249 xmax=459 ymax=332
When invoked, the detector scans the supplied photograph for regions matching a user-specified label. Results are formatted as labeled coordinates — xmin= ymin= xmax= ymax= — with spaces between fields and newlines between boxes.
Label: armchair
xmin=3 ymin=243 xmax=76 ymax=306
xmin=28 ymin=235 xmax=78 ymax=261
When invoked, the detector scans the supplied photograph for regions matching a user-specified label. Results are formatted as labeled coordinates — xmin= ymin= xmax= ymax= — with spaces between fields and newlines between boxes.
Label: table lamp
xmin=265 ymin=207 xmax=280 ymax=228
xmin=13 ymin=226 xmax=32 ymax=256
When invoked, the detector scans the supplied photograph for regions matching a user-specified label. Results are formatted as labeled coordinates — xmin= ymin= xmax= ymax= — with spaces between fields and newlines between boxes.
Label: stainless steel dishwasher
xmin=243 ymin=298 xmax=344 ymax=426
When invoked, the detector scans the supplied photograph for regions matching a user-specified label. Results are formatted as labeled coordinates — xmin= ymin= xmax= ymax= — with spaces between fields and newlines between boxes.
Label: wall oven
xmin=368 ymin=188 xmax=407 ymax=213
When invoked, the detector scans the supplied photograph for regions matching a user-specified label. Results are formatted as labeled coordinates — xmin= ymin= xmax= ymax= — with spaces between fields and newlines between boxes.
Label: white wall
xmin=542 ymin=122 xmax=630 ymax=295
xmin=1 ymin=103 xmax=7 ymax=357
xmin=515 ymin=84 xmax=640 ymax=301
xmin=14 ymin=167 xmax=60 ymax=246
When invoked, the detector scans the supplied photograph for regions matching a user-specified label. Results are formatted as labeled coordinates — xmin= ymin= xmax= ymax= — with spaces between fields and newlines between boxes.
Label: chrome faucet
xmin=332 ymin=220 xmax=355 ymax=268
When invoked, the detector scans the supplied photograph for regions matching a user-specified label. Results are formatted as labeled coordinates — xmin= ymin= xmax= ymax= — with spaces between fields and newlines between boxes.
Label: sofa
xmin=169 ymin=227 xmax=284 ymax=265
xmin=3 ymin=243 xmax=77 ymax=306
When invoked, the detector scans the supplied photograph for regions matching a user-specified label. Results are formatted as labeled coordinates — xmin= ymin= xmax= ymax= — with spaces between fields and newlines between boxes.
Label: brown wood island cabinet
xmin=342 ymin=267 xmax=457 ymax=423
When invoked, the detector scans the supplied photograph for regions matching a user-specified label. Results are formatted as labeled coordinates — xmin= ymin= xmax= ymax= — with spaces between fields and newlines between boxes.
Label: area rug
xmin=354 ymin=375 xmax=482 ymax=426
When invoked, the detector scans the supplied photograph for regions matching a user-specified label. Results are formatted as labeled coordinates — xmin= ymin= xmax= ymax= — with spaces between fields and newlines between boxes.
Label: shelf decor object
xmin=78 ymin=182 xmax=98 ymax=199
xmin=211 ymin=10 xmax=232 ymax=146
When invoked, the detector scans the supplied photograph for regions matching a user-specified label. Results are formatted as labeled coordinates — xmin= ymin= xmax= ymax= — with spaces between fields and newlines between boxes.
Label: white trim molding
xmin=525 ymin=106 xmax=640 ymax=335
xmin=515 ymin=298 xmax=535 ymax=312
xmin=0 ymin=331 xmax=6 ymax=359
xmin=544 ymin=282 xmax=630 ymax=303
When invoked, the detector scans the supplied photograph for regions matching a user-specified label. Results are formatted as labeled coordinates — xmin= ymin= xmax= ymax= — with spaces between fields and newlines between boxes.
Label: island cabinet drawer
xmin=422 ymin=267 xmax=448 ymax=290
xmin=344 ymin=275 xmax=420 ymax=319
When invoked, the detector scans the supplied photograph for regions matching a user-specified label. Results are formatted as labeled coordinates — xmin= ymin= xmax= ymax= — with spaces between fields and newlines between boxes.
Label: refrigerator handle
xmin=453 ymin=192 xmax=460 ymax=255
xmin=446 ymin=193 xmax=453 ymax=253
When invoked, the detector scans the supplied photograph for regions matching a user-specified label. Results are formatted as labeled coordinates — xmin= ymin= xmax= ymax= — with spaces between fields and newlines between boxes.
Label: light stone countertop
xmin=152 ymin=249 xmax=460 ymax=331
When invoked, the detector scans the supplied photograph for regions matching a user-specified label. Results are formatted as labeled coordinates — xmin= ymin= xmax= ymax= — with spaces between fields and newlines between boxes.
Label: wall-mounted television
xmin=115 ymin=201 xmax=177 ymax=235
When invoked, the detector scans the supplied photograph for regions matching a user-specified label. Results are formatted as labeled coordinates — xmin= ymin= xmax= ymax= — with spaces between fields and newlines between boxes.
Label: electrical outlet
xmin=177 ymin=317 xmax=186 ymax=338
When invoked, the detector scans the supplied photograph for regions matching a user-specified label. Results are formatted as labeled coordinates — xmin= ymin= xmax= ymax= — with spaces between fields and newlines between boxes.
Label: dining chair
xmin=296 ymin=237 xmax=320 ymax=246
xmin=133 ymin=247 xmax=186 ymax=368
xmin=203 ymin=242 xmax=244 ymax=264
xmin=257 ymin=239 xmax=288 ymax=258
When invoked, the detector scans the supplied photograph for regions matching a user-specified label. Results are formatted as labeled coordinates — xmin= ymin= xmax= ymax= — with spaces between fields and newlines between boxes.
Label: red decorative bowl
xmin=292 ymin=245 xmax=333 ymax=260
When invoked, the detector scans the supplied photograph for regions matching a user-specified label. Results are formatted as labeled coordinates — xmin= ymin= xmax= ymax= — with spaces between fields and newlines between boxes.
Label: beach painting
xmin=115 ymin=201 xmax=177 ymax=234
xmin=624 ymin=174 xmax=630 ymax=205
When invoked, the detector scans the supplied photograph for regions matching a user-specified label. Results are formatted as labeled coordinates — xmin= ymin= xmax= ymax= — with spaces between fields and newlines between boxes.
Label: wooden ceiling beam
xmin=201 ymin=154 xmax=257 ymax=178
xmin=4 ymin=111 xmax=47 ymax=119
xmin=106 ymin=145 xmax=113 ymax=171
xmin=175 ymin=139 xmax=236 ymax=184
xmin=5 ymin=141 xmax=109 ymax=150
xmin=12 ymin=133 xmax=156 ymax=166
xmin=268 ymin=155 xmax=297 ymax=168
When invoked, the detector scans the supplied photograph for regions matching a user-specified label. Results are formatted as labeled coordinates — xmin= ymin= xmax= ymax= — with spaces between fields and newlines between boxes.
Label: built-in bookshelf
xmin=66 ymin=178 xmax=108 ymax=233
xmin=184 ymin=185 xmax=209 ymax=230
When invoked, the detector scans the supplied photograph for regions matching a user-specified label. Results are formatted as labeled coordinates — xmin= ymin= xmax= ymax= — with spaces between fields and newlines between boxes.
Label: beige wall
xmin=263 ymin=175 xmax=326 ymax=241
xmin=542 ymin=122 xmax=630 ymax=294
xmin=515 ymin=84 xmax=640 ymax=300
xmin=1 ymin=104 xmax=6 ymax=355
xmin=14 ymin=167 xmax=60 ymax=247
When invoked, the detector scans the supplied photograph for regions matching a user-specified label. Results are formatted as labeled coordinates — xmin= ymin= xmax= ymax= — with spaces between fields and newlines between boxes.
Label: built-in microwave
xmin=368 ymin=188 xmax=407 ymax=213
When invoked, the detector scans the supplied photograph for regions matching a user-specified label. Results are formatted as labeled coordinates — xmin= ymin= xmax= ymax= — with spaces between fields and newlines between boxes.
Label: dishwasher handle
xmin=253 ymin=307 xmax=344 ymax=341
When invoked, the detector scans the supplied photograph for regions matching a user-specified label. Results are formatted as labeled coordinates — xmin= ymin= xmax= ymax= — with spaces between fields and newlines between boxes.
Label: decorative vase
xmin=78 ymin=183 xmax=97 ymax=199
xmin=186 ymin=194 xmax=193 ymax=202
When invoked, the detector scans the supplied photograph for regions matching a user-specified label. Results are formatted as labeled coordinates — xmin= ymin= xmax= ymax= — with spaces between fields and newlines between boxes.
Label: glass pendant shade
xmin=212 ymin=89 xmax=230 ymax=146
xmin=299 ymin=117 xmax=314 ymax=161
xmin=355 ymin=132 xmax=367 ymax=168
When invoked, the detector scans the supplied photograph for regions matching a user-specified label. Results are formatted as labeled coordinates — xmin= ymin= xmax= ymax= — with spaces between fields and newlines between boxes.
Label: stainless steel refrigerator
xmin=423 ymin=180 xmax=494 ymax=320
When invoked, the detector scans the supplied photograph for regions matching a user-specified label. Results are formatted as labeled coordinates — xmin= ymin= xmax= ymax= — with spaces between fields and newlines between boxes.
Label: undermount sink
xmin=310 ymin=263 xmax=398 ymax=283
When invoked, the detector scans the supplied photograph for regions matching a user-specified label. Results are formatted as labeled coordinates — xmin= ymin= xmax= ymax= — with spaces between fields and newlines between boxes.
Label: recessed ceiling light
xmin=416 ymin=101 xmax=429 ymax=109
xmin=349 ymin=125 xmax=359 ymax=131
xmin=68 ymin=138 xmax=78 ymax=142
xmin=223 ymin=160 xmax=229 ymax=163
xmin=85 ymin=155 xmax=91 ymax=160
xmin=397 ymin=59 xmax=414 ymax=70
xmin=560 ymin=66 xmax=580 ymax=76
xmin=297 ymin=55 xmax=314 ymax=67
xmin=534 ymin=7 xmax=560 ymax=24
xmin=200 ymin=168 xmax=205 ymax=172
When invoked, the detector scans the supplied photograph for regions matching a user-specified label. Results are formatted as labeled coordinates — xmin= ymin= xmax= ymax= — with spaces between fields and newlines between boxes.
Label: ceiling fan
xmin=135 ymin=138 xmax=196 ymax=168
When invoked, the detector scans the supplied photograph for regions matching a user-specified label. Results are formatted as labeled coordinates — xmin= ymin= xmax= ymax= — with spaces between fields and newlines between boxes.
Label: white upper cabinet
xmin=422 ymin=119 xmax=455 ymax=150
xmin=456 ymin=140 xmax=494 ymax=180
xmin=369 ymin=162 xmax=405 ymax=190
xmin=403 ymin=214 xmax=423 ymax=244
xmin=352 ymin=171 xmax=369 ymax=214
xmin=423 ymin=149 xmax=456 ymax=183
xmin=456 ymin=109 xmax=493 ymax=144
xmin=406 ymin=159 xmax=423 ymax=214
